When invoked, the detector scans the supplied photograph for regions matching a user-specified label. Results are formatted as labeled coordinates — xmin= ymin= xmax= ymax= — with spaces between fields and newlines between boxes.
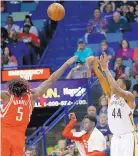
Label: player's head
xmin=87 ymin=106 xmax=97 ymax=117
xmin=117 ymin=76 xmax=131 ymax=91
xmin=83 ymin=115 xmax=97 ymax=132
xmin=7 ymin=78 xmax=30 ymax=97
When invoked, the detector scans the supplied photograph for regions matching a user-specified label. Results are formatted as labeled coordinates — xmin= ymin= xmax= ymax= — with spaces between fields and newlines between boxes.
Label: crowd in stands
xmin=1 ymin=15 xmax=40 ymax=68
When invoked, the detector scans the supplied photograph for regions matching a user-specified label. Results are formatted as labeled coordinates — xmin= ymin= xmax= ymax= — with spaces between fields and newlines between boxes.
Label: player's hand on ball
xmin=69 ymin=113 xmax=76 ymax=120
xmin=99 ymin=53 xmax=109 ymax=71
xmin=66 ymin=56 xmax=77 ymax=66
xmin=85 ymin=56 xmax=95 ymax=69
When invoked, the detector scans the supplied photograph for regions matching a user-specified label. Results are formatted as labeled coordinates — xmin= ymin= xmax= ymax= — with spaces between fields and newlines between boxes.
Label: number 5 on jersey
xmin=16 ymin=107 xmax=23 ymax=121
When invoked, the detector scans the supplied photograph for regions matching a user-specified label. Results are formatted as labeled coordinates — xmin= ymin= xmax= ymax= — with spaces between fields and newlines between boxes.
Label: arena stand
xmin=1 ymin=1 xmax=138 ymax=156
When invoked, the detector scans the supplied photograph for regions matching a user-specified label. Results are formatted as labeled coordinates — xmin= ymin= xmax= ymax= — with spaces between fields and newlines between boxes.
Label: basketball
xmin=47 ymin=3 xmax=65 ymax=21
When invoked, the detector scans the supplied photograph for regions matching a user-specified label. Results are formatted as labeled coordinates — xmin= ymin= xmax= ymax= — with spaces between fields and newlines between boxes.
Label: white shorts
xmin=111 ymin=132 xmax=138 ymax=156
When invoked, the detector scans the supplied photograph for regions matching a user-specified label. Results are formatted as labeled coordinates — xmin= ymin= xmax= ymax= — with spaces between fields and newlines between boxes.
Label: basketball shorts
xmin=1 ymin=131 xmax=25 ymax=156
xmin=111 ymin=132 xmax=138 ymax=156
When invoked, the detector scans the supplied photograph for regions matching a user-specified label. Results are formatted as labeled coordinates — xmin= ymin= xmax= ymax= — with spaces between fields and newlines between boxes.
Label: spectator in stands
xmin=66 ymin=62 xmax=90 ymax=79
xmin=101 ymin=3 xmax=115 ymax=23
xmin=120 ymin=4 xmax=134 ymax=22
xmin=132 ymin=57 xmax=138 ymax=76
xmin=2 ymin=47 xmax=18 ymax=69
xmin=99 ymin=1 xmax=115 ymax=12
xmin=18 ymin=24 xmax=40 ymax=47
xmin=133 ymin=47 xmax=138 ymax=61
xmin=98 ymin=95 xmax=108 ymax=115
xmin=97 ymin=113 xmax=112 ymax=147
xmin=4 ymin=16 xmax=20 ymax=36
xmin=132 ymin=84 xmax=138 ymax=118
xmin=74 ymin=38 xmax=93 ymax=63
xmin=114 ymin=57 xmax=130 ymax=80
xmin=115 ymin=0 xmax=137 ymax=9
xmin=52 ymin=139 xmax=73 ymax=156
xmin=116 ymin=39 xmax=134 ymax=60
xmin=1 ymin=27 xmax=8 ymax=52
xmin=107 ymin=11 xmax=131 ymax=33
xmin=8 ymin=31 xmax=30 ymax=66
xmin=86 ymin=8 xmax=108 ymax=34
xmin=80 ymin=106 xmax=97 ymax=131
xmin=134 ymin=4 xmax=138 ymax=22
xmin=21 ymin=15 xmax=38 ymax=36
xmin=25 ymin=150 xmax=33 ymax=156
xmin=95 ymin=40 xmax=115 ymax=72
xmin=0 ymin=0 xmax=6 ymax=12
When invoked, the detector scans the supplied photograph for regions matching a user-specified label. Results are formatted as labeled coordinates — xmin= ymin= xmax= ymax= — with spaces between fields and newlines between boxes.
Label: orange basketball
xmin=47 ymin=3 xmax=65 ymax=21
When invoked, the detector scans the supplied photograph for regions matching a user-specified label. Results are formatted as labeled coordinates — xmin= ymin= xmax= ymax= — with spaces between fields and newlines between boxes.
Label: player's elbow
xmin=62 ymin=130 xmax=69 ymax=139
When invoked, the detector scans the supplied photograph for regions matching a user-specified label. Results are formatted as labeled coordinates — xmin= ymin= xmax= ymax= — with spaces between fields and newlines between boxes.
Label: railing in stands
xmin=25 ymin=77 xmax=99 ymax=156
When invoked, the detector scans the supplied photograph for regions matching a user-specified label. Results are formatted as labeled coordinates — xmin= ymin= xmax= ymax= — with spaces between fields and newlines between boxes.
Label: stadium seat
xmin=124 ymin=32 xmax=138 ymax=41
xmin=6 ymin=2 xmax=20 ymax=13
xmin=129 ymin=41 xmax=138 ymax=49
xmin=21 ymin=2 xmax=37 ymax=12
xmin=87 ymin=43 xmax=100 ymax=52
xmin=123 ymin=60 xmax=133 ymax=68
xmin=1 ymin=13 xmax=9 ymax=23
xmin=130 ymin=22 xmax=138 ymax=31
xmin=108 ymin=42 xmax=120 ymax=52
xmin=32 ymin=19 xmax=44 ymax=30
xmin=130 ymin=78 xmax=137 ymax=87
xmin=12 ymin=12 xmax=29 ymax=21
xmin=14 ymin=21 xmax=24 ymax=28
xmin=106 ymin=33 xmax=123 ymax=42
xmin=88 ymin=34 xmax=105 ymax=44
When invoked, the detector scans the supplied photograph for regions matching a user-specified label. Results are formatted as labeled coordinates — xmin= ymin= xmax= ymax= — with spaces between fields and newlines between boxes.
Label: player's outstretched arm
xmin=86 ymin=56 xmax=111 ymax=98
xmin=99 ymin=53 xmax=135 ymax=109
xmin=0 ymin=91 xmax=10 ymax=103
xmin=32 ymin=56 xmax=77 ymax=100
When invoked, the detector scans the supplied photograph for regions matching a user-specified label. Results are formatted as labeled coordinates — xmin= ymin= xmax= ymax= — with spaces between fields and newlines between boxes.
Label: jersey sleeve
xmin=62 ymin=120 xmax=82 ymax=141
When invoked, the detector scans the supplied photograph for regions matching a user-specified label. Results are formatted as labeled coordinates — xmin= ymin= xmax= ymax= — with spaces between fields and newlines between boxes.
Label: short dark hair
xmin=101 ymin=40 xmax=108 ymax=45
xmin=120 ymin=39 xmax=130 ymax=49
xmin=94 ymin=8 xmax=100 ymax=12
xmin=7 ymin=78 xmax=30 ymax=97
xmin=7 ymin=16 xmax=13 ymax=21
xmin=119 ymin=77 xmax=132 ymax=91
xmin=83 ymin=115 xmax=97 ymax=125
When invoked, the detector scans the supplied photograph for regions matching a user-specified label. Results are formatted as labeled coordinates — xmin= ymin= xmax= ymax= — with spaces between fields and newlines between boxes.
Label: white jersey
xmin=108 ymin=94 xmax=135 ymax=135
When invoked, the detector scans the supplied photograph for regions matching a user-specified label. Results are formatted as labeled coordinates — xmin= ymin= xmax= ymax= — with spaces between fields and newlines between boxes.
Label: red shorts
xmin=2 ymin=130 xmax=25 ymax=156
xmin=88 ymin=151 xmax=107 ymax=156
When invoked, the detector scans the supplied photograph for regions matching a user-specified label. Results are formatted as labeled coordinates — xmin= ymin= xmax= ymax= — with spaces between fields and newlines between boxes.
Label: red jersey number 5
xmin=16 ymin=107 xmax=23 ymax=121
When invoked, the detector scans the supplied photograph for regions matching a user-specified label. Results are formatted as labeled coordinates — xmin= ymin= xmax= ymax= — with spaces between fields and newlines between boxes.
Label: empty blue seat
xmin=1 ymin=13 xmax=9 ymax=23
xmin=123 ymin=60 xmax=133 ymax=68
xmin=87 ymin=44 xmax=100 ymax=52
xmin=14 ymin=21 xmax=24 ymax=28
xmin=129 ymin=41 xmax=138 ymax=49
xmin=6 ymin=2 xmax=20 ymax=13
xmin=106 ymin=33 xmax=123 ymax=42
xmin=32 ymin=19 xmax=44 ymax=30
xmin=21 ymin=2 xmax=37 ymax=12
xmin=108 ymin=42 xmax=120 ymax=51
xmin=130 ymin=22 xmax=138 ymax=31
xmin=124 ymin=32 xmax=138 ymax=41
xmin=88 ymin=34 xmax=105 ymax=44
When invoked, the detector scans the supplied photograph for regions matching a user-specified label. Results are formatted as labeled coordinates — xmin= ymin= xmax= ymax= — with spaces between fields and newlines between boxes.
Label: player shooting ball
xmin=86 ymin=54 xmax=138 ymax=156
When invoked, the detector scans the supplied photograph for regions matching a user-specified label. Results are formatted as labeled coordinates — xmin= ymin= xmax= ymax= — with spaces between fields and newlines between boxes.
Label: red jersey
xmin=1 ymin=93 xmax=33 ymax=133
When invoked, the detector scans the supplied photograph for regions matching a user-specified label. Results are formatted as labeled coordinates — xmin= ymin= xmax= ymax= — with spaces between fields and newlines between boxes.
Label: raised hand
xmin=85 ymin=56 xmax=95 ymax=69
xmin=99 ymin=53 xmax=109 ymax=71
xmin=68 ymin=112 xmax=77 ymax=120
xmin=65 ymin=56 xmax=78 ymax=66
